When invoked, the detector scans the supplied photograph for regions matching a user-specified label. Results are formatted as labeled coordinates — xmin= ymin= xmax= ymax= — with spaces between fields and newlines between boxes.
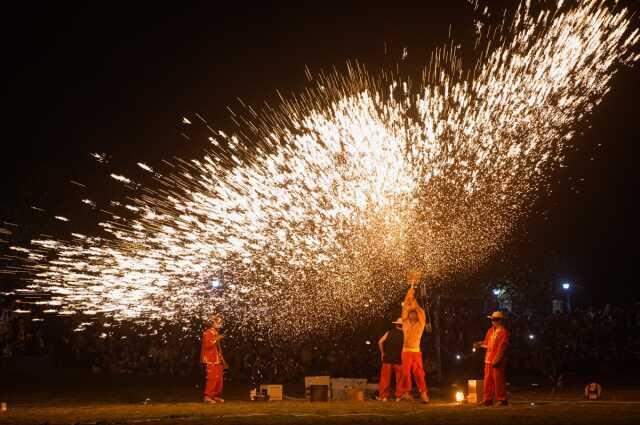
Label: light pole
xmin=562 ymin=282 xmax=572 ymax=313
xmin=492 ymin=288 xmax=502 ymax=310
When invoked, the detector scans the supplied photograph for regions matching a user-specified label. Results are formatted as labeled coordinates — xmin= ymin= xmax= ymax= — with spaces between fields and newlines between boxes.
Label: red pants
xmin=204 ymin=364 xmax=223 ymax=398
xmin=379 ymin=363 xmax=403 ymax=399
xmin=483 ymin=363 xmax=507 ymax=402
xmin=400 ymin=351 xmax=428 ymax=395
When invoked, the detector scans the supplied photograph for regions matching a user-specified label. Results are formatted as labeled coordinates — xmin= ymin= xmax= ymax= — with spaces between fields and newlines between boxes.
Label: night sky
xmin=2 ymin=2 xmax=639 ymax=303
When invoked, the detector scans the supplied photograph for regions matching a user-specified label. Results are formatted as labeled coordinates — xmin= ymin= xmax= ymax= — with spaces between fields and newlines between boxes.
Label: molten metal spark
xmin=3 ymin=0 xmax=638 ymax=339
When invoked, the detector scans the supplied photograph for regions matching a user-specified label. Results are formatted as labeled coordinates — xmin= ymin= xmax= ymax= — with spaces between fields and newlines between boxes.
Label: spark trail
xmin=3 ymin=0 xmax=638 ymax=339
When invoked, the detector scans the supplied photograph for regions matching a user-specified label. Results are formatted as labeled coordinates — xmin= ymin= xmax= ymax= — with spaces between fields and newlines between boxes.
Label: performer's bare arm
xmin=378 ymin=331 xmax=389 ymax=361
xmin=402 ymin=287 xmax=427 ymax=327
xmin=402 ymin=287 xmax=417 ymax=321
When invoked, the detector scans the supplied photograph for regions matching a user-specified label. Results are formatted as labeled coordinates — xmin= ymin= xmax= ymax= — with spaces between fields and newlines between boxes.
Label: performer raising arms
xmin=398 ymin=269 xmax=429 ymax=403
xmin=200 ymin=314 xmax=226 ymax=403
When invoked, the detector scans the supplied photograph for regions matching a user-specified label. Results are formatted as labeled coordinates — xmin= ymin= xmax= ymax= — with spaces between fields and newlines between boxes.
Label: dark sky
xmin=1 ymin=2 xmax=639 ymax=303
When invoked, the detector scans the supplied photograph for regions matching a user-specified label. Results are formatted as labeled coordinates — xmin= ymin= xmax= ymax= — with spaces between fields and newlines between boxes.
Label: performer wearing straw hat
xmin=398 ymin=269 xmax=430 ymax=403
xmin=201 ymin=314 xmax=227 ymax=403
xmin=474 ymin=311 xmax=510 ymax=406
xmin=377 ymin=317 xmax=405 ymax=401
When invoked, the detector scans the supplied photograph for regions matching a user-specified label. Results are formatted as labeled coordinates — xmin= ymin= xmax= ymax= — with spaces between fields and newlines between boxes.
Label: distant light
xmin=210 ymin=279 xmax=220 ymax=289
xmin=365 ymin=340 xmax=371 ymax=345
xmin=455 ymin=354 xmax=462 ymax=360
xmin=562 ymin=283 xmax=571 ymax=290
xmin=529 ymin=334 xmax=535 ymax=340
xmin=492 ymin=288 xmax=501 ymax=296
xmin=472 ymin=348 xmax=477 ymax=353
xmin=455 ymin=391 xmax=465 ymax=403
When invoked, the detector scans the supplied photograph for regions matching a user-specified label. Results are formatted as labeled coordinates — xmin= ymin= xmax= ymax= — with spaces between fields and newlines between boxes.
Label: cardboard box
xmin=305 ymin=376 xmax=331 ymax=399
xmin=259 ymin=384 xmax=283 ymax=401
xmin=330 ymin=378 xmax=367 ymax=400
xmin=467 ymin=379 xmax=483 ymax=404
xmin=345 ymin=388 xmax=364 ymax=401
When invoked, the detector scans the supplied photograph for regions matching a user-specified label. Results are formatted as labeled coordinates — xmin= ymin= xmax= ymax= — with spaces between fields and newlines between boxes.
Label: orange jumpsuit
xmin=482 ymin=326 xmax=509 ymax=403
xmin=200 ymin=327 xmax=224 ymax=399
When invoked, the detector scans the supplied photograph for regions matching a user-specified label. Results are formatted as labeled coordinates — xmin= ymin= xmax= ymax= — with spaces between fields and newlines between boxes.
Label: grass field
xmin=2 ymin=397 xmax=640 ymax=425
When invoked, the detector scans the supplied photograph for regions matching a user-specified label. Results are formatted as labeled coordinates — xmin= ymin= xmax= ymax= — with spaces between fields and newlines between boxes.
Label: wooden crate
xmin=467 ymin=379 xmax=483 ymax=404
xmin=304 ymin=376 xmax=331 ymax=400
xmin=259 ymin=384 xmax=283 ymax=401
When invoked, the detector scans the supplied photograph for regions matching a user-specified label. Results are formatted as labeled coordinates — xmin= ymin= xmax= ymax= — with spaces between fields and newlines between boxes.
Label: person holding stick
xmin=398 ymin=269 xmax=429 ymax=403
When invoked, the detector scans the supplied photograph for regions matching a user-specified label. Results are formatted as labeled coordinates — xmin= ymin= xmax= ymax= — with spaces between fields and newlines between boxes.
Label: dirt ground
xmin=3 ymin=373 xmax=640 ymax=424
xmin=2 ymin=396 xmax=640 ymax=425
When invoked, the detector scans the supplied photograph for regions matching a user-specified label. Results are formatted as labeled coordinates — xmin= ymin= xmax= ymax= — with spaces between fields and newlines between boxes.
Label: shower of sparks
xmin=2 ymin=0 xmax=638 ymax=340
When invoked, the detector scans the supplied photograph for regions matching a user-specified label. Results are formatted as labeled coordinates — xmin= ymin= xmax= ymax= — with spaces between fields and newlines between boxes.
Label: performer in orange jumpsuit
xmin=474 ymin=311 xmax=510 ymax=406
xmin=399 ymin=280 xmax=429 ymax=403
xmin=200 ymin=314 xmax=226 ymax=403
xmin=377 ymin=317 xmax=404 ymax=401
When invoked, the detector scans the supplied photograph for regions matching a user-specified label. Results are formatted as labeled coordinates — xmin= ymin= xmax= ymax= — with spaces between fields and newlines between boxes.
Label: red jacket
xmin=483 ymin=326 xmax=509 ymax=364
xmin=200 ymin=328 xmax=222 ymax=364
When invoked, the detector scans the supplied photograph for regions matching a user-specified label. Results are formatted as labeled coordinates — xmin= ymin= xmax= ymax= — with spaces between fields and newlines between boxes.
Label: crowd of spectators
xmin=437 ymin=301 xmax=640 ymax=383
xmin=2 ymin=299 xmax=640 ymax=386
xmin=0 ymin=301 xmax=383 ymax=384
xmin=511 ymin=304 xmax=640 ymax=381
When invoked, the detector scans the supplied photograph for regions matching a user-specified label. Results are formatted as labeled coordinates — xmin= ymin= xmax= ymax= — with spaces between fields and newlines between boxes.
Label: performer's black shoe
xmin=498 ymin=400 xmax=508 ymax=406
xmin=483 ymin=400 xmax=493 ymax=406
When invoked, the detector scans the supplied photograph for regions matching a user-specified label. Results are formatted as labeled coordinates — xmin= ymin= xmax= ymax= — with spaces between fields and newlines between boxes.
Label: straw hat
xmin=487 ymin=311 xmax=505 ymax=320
